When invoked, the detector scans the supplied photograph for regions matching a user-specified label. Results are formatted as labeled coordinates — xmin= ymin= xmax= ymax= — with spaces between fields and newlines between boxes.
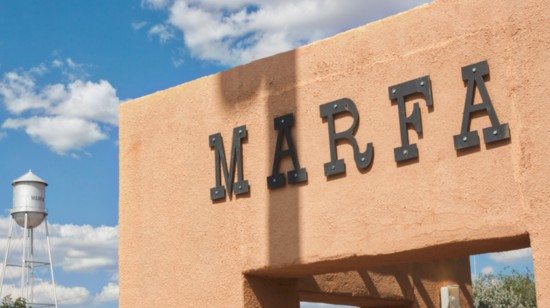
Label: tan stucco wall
xmin=119 ymin=0 xmax=550 ymax=306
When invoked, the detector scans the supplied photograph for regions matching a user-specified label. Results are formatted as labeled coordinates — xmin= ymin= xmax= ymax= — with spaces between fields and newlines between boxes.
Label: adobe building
xmin=119 ymin=0 xmax=549 ymax=306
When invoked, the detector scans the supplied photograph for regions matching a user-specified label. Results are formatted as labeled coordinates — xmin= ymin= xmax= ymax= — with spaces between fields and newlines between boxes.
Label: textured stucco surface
xmin=119 ymin=0 xmax=549 ymax=306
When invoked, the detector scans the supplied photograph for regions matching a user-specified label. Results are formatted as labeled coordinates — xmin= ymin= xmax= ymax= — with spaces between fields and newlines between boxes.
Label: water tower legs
xmin=0 ymin=213 xmax=58 ymax=307
xmin=21 ymin=213 xmax=27 ymax=301
xmin=0 ymin=216 xmax=14 ymax=299
xmin=45 ymin=219 xmax=58 ymax=307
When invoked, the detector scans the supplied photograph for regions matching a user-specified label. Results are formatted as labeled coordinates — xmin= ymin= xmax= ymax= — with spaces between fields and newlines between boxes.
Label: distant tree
xmin=0 ymin=295 xmax=26 ymax=308
xmin=473 ymin=268 xmax=536 ymax=308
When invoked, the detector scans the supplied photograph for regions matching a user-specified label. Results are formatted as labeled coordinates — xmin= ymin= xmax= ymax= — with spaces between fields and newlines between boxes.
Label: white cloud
xmin=142 ymin=0 xmax=172 ymax=10
xmin=488 ymin=248 xmax=532 ymax=264
xmin=62 ymin=257 xmax=116 ymax=272
xmin=131 ymin=21 xmax=148 ymax=30
xmin=29 ymin=64 xmax=48 ymax=76
xmin=49 ymin=80 xmax=119 ymax=125
xmin=0 ymin=60 xmax=121 ymax=155
xmin=0 ymin=217 xmax=117 ymax=306
xmin=1 ymin=282 xmax=90 ymax=306
xmin=94 ymin=282 xmax=119 ymax=304
xmin=66 ymin=58 xmax=78 ymax=68
xmin=142 ymin=0 xmax=431 ymax=65
xmin=171 ymin=48 xmax=186 ymax=68
xmin=481 ymin=266 xmax=494 ymax=275
xmin=0 ymin=216 xmax=118 ymax=274
xmin=51 ymin=223 xmax=118 ymax=273
xmin=0 ymin=71 xmax=48 ymax=114
xmin=2 ymin=116 xmax=108 ymax=155
xmin=148 ymin=24 xmax=176 ymax=43
xmin=62 ymin=58 xmax=90 ymax=81
xmin=172 ymin=57 xmax=185 ymax=68
xmin=56 ymin=284 xmax=91 ymax=305
xmin=0 ymin=263 xmax=23 ymax=280
xmin=52 ymin=59 xmax=64 ymax=68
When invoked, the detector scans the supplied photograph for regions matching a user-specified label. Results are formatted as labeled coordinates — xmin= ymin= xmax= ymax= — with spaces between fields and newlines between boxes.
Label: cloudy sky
xmin=0 ymin=1 xmax=534 ymax=307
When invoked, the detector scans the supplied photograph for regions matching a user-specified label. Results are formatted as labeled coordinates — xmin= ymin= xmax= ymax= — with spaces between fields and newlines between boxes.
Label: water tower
xmin=0 ymin=170 xmax=58 ymax=307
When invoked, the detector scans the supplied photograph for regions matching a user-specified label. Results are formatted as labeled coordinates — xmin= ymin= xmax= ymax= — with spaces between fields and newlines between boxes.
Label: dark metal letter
xmin=209 ymin=126 xmax=249 ymax=201
xmin=453 ymin=60 xmax=510 ymax=150
xmin=389 ymin=76 xmax=433 ymax=162
xmin=319 ymin=98 xmax=373 ymax=177
xmin=267 ymin=113 xmax=307 ymax=189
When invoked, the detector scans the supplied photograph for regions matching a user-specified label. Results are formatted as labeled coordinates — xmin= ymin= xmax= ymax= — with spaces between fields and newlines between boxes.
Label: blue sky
xmin=0 ymin=1 xmax=534 ymax=307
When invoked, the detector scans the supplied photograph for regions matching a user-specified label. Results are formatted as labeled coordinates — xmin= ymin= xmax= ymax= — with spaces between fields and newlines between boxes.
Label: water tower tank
xmin=11 ymin=170 xmax=48 ymax=228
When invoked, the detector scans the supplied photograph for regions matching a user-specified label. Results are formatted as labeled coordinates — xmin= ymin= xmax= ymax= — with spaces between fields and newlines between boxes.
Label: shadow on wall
xmin=218 ymin=50 xmax=300 ymax=264
xmin=218 ymin=51 xmax=301 ymax=307
xmin=297 ymin=257 xmax=473 ymax=308
xmin=216 ymin=48 xmax=477 ymax=308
